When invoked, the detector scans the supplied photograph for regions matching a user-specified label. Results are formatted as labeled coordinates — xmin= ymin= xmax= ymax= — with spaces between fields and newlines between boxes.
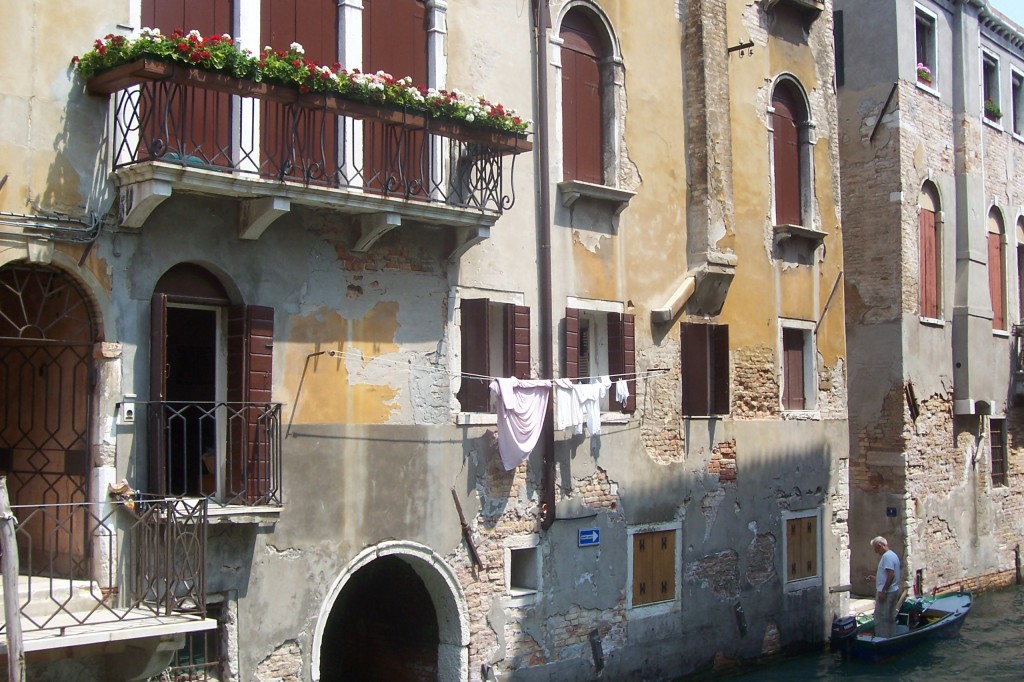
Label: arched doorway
xmin=0 ymin=263 xmax=96 ymax=576
xmin=313 ymin=541 xmax=469 ymax=682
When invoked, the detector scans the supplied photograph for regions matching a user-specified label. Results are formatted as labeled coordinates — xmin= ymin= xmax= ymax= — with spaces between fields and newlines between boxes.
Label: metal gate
xmin=0 ymin=264 xmax=95 ymax=577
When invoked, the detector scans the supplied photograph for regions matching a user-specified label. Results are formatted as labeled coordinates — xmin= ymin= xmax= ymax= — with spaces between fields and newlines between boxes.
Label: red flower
xmin=201 ymin=50 xmax=212 ymax=59
xmin=332 ymin=62 xmax=342 ymax=71
xmin=513 ymin=116 xmax=521 ymax=124
xmin=291 ymin=59 xmax=301 ymax=68
xmin=319 ymin=71 xmax=330 ymax=79
xmin=97 ymin=45 xmax=106 ymax=55
xmin=276 ymin=50 xmax=286 ymax=58
xmin=258 ymin=60 xmax=266 ymax=68
xmin=190 ymin=51 xmax=202 ymax=62
xmin=177 ymin=42 xmax=189 ymax=52
xmin=71 ymin=55 xmax=80 ymax=64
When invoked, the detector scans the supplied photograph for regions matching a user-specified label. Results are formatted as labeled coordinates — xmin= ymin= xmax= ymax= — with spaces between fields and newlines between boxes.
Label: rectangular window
xmin=1012 ymin=70 xmax=1023 ymax=136
xmin=631 ymin=529 xmax=677 ymax=608
xmin=915 ymin=6 xmax=936 ymax=87
xmin=983 ymin=52 xmax=1001 ymax=122
xmin=785 ymin=512 xmax=820 ymax=585
xmin=991 ymin=418 xmax=1008 ymax=487
xmin=165 ymin=602 xmax=223 ymax=680
xmin=919 ymin=205 xmax=940 ymax=319
xmin=458 ymin=298 xmax=530 ymax=413
xmin=680 ymin=322 xmax=729 ymax=417
xmin=508 ymin=546 xmax=539 ymax=596
xmin=833 ymin=11 xmax=844 ymax=88
xmin=781 ymin=324 xmax=814 ymax=411
xmin=565 ymin=307 xmax=636 ymax=413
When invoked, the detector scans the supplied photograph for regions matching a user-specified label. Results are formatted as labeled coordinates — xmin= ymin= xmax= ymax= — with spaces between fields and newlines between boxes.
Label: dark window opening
xmin=680 ymin=322 xmax=729 ymax=417
xmin=165 ymin=602 xmax=223 ymax=681
xmin=916 ymin=10 xmax=936 ymax=86
xmin=782 ymin=327 xmax=808 ymax=411
xmin=983 ymin=53 xmax=1001 ymax=121
xmin=1012 ymin=71 xmax=1023 ymax=135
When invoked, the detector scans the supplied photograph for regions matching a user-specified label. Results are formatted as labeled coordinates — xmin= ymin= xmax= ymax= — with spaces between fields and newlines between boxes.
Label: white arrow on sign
xmin=578 ymin=529 xmax=600 ymax=546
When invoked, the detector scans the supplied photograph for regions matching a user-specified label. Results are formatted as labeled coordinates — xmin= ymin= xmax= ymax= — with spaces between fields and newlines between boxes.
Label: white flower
xmin=222 ymin=33 xmax=233 ymax=41
xmin=187 ymin=29 xmax=203 ymax=41
xmin=465 ymin=113 xmax=475 ymax=123
xmin=290 ymin=42 xmax=305 ymax=54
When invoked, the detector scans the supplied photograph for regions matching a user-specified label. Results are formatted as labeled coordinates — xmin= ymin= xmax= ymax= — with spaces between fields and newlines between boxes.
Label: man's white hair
xmin=870 ymin=536 xmax=888 ymax=549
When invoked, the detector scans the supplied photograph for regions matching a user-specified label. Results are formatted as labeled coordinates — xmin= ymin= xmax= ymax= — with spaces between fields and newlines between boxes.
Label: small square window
xmin=783 ymin=510 xmax=822 ymax=590
xmin=915 ymin=7 xmax=936 ymax=88
xmin=505 ymin=537 xmax=541 ymax=602
xmin=630 ymin=526 xmax=678 ymax=609
xmin=166 ymin=602 xmax=222 ymax=680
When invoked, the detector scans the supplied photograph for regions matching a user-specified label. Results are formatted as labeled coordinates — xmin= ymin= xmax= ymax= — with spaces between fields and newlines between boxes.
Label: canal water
xmin=723 ymin=584 xmax=1024 ymax=681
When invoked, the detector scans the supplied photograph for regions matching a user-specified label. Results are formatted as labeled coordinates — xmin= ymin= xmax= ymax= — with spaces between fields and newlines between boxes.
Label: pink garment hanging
xmin=490 ymin=378 xmax=552 ymax=471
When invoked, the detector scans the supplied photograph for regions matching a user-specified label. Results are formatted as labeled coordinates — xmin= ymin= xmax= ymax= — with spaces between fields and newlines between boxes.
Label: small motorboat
xmin=830 ymin=589 xmax=972 ymax=662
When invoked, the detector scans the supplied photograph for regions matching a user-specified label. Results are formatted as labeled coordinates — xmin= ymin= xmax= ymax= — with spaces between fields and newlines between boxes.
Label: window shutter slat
xmin=681 ymin=322 xmax=710 ymax=416
xmin=565 ymin=308 xmax=580 ymax=379
xmin=608 ymin=312 xmax=636 ymax=413
xmin=149 ymin=293 xmax=169 ymax=495
xmin=459 ymin=298 xmax=491 ymax=412
xmin=920 ymin=208 xmax=939 ymax=319
xmin=245 ymin=305 xmax=274 ymax=502
xmin=989 ymin=232 xmax=1005 ymax=330
xmin=508 ymin=304 xmax=531 ymax=380
xmin=712 ymin=324 xmax=730 ymax=415
xmin=772 ymin=92 xmax=802 ymax=226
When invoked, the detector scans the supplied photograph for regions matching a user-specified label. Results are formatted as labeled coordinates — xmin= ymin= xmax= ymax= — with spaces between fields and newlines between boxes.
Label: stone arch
xmin=553 ymin=1 xmax=622 ymax=62
xmin=311 ymin=540 xmax=470 ymax=682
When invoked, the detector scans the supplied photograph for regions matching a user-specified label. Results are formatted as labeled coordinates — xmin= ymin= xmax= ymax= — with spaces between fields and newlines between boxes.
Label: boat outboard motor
xmin=830 ymin=615 xmax=857 ymax=659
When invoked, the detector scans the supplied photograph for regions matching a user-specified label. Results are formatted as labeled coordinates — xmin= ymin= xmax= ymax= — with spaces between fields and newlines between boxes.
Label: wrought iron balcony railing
xmin=90 ymin=61 xmax=528 ymax=216
xmin=0 ymin=496 xmax=206 ymax=640
xmin=146 ymin=401 xmax=283 ymax=507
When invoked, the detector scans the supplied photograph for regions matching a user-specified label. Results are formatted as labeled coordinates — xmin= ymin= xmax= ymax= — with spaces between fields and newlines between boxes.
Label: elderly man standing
xmin=868 ymin=536 xmax=901 ymax=638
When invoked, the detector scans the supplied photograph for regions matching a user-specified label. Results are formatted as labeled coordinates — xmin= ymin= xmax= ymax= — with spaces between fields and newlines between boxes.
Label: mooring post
xmin=0 ymin=477 xmax=25 ymax=681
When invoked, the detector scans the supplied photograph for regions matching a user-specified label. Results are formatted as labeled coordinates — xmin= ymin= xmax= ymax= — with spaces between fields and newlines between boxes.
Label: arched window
xmin=771 ymin=80 xmax=810 ymax=227
xmin=560 ymin=8 xmax=608 ymax=185
xmin=988 ymin=208 xmax=1006 ymax=331
xmin=919 ymin=183 xmax=941 ymax=319
xmin=1017 ymin=218 xmax=1024 ymax=324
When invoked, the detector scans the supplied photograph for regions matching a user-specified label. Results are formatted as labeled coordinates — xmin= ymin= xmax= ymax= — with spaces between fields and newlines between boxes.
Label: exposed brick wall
xmin=732 ymin=345 xmax=778 ymax=418
xmin=686 ymin=549 xmax=740 ymax=600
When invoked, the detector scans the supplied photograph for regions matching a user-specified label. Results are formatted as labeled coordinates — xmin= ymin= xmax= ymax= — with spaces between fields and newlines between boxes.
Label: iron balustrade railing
xmin=146 ymin=401 xmax=283 ymax=507
xmin=109 ymin=73 xmax=524 ymax=214
xmin=0 ymin=496 xmax=206 ymax=636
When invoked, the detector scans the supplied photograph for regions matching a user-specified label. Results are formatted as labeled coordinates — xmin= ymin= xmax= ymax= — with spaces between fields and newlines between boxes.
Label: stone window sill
xmin=915 ymin=81 xmax=940 ymax=99
xmin=983 ymin=115 xmax=1004 ymax=132
xmin=919 ymin=315 xmax=945 ymax=327
xmin=557 ymin=180 xmax=636 ymax=216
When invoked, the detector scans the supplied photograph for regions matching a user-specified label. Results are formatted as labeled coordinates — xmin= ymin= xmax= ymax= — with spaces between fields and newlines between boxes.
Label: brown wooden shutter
xmin=608 ymin=312 xmax=636 ymax=413
xmin=989 ymin=232 xmax=1005 ymax=330
xmin=680 ymin=322 xmax=710 ymax=416
xmin=560 ymin=11 xmax=604 ymax=184
xmin=246 ymin=306 xmax=274 ymax=502
xmin=782 ymin=328 xmax=805 ymax=410
xmin=458 ymin=298 xmax=491 ymax=412
xmin=564 ymin=308 xmax=580 ymax=379
xmin=141 ymin=0 xmax=232 ymax=166
xmin=149 ymin=293 xmax=169 ymax=495
xmin=712 ymin=324 xmax=730 ymax=415
xmin=772 ymin=89 xmax=802 ymax=226
xmin=802 ymin=515 xmax=818 ymax=578
xmin=633 ymin=531 xmax=675 ymax=606
xmin=505 ymin=304 xmax=531 ymax=380
xmin=919 ymin=208 xmax=939 ymax=319
xmin=787 ymin=518 xmax=801 ymax=579
xmin=632 ymin=532 xmax=652 ymax=606
xmin=363 ymin=0 xmax=428 ymax=195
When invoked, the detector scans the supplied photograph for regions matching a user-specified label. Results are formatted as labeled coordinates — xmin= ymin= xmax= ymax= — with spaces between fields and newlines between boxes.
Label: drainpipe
xmin=532 ymin=0 xmax=556 ymax=531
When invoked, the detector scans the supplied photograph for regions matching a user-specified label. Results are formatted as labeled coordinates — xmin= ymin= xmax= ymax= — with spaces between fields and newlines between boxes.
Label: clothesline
xmin=316 ymin=348 xmax=672 ymax=383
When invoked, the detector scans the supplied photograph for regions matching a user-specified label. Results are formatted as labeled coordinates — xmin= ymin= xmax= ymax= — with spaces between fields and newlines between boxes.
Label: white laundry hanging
xmin=489 ymin=377 xmax=552 ymax=470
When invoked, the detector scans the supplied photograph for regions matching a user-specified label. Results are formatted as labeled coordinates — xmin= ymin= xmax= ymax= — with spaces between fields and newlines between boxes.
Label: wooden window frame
xmin=990 ymin=417 xmax=1008 ymax=488
xmin=988 ymin=208 xmax=1007 ymax=331
xmin=783 ymin=508 xmax=822 ymax=591
xmin=919 ymin=184 xmax=942 ymax=321
xmin=983 ymin=50 xmax=1001 ymax=123
xmin=680 ymin=322 xmax=730 ymax=417
xmin=1011 ymin=68 xmax=1024 ymax=138
xmin=627 ymin=522 xmax=681 ymax=614
xmin=915 ymin=4 xmax=938 ymax=89
xmin=770 ymin=79 xmax=814 ymax=230
xmin=565 ymin=305 xmax=636 ymax=414
xmin=780 ymin=320 xmax=815 ymax=413
xmin=457 ymin=296 xmax=530 ymax=414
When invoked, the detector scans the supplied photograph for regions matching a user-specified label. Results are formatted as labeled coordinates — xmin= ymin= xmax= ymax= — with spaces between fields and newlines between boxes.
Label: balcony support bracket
xmin=354 ymin=212 xmax=401 ymax=253
xmin=239 ymin=197 xmax=290 ymax=240
xmin=449 ymin=225 xmax=491 ymax=261
xmin=119 ymin=179 xmax=172 ymax=229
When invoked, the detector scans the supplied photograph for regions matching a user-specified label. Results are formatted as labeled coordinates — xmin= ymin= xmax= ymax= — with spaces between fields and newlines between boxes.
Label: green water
xmin=725 ymin=585 xmax=1024 ymax=681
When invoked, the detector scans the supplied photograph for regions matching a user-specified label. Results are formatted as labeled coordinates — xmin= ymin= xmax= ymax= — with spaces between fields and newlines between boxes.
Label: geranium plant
xmin=984 ymin=98 xmax=1002 ymax=121
xmin=73 ymin=29 xmax=530 ymax=135
xmin=916 ymin=63 xmax=932 ymax=85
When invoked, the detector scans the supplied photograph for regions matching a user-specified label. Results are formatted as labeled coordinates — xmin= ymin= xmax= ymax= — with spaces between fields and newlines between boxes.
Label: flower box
xmin=87 ymin=59 xmax=531 ymax=153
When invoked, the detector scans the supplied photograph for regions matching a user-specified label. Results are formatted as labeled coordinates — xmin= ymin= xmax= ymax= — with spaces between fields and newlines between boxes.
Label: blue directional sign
xmin=578 ymin=528 xmax=600 ymax=547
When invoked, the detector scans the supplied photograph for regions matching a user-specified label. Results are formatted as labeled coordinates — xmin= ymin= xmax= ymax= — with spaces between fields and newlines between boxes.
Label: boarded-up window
xmin=782 ymin=327 xmax=806 ymax=411
xmin=459 ymin=299 xmax=530 ymax=412
xmin=680 ymin=322 xmax=729 ymax=416
xmin=565 ymin=308 xmax=635 ymax=413
xmin=989 ymin=209 xmax=1006 ymax=331
xmin=560 ymin=9 xmax=605 ymax=185
xmin=632 ymin=530 xmax=676 ymax=607
xmin=919 ymin=186 xmax=940 ymax=319
xmin=772 ymin=84 xmax=804 ymax=226
xmin=786 ymin=514 xmax=818 ymax=582
xmin=990 ymin=418 xmax=1007 ymax=487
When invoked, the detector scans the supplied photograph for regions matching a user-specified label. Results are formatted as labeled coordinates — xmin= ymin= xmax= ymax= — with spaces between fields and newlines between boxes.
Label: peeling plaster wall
xmin=839 ymin=0 xmax=1024 ymax=596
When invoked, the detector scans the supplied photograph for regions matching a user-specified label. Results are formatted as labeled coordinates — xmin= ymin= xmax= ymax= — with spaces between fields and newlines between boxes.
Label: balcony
xmin=89 ymin=60 xmax=531 ymax=253
xmin=0 ymin=496 xmax=212 ymax=655
xmin=146 ymin=401 xmax=282 ymax=519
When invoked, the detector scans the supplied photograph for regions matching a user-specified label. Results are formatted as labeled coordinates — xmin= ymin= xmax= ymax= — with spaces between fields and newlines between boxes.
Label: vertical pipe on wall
xmin=532 ymin=0 xmax=556 ymax=531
